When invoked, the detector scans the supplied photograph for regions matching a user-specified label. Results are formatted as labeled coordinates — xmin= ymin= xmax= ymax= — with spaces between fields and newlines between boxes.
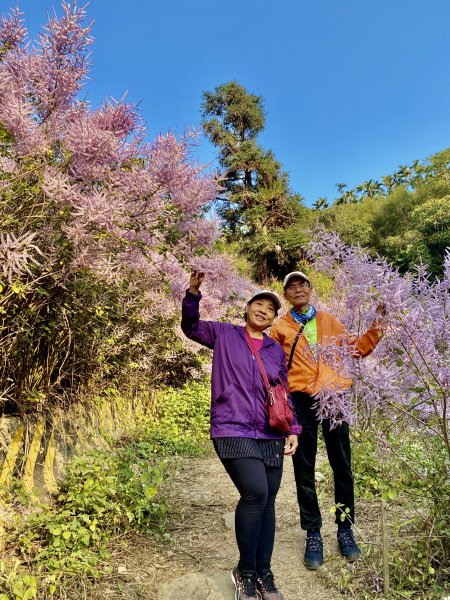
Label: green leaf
xmin=23 ymin=588 xmax=37 ymax=600
xmin=12 ymin=582 xmax=25 ymax=596
xmin=144 ymin=486 xmax=158 ymax=499
xmin=35 ymin=287 xmax=50 ymax=296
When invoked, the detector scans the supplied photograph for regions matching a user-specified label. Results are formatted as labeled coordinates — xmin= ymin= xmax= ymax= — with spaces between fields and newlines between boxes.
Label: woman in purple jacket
xmin=182 ymin=271 xmax=301 ymax=600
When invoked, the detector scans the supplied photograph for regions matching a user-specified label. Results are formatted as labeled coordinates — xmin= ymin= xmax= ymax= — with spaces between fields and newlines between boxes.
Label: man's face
xmin=284 ymin=277 xmax=312 ymax=310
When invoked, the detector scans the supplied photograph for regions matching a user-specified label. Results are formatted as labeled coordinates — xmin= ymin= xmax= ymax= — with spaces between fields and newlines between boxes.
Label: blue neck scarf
xmin=290 ymin=304 xmax=317 ymax=326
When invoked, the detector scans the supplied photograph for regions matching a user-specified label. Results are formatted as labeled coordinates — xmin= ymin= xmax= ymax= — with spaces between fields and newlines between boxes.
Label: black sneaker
xmin=256 ymin=569 xmax=284 ymax=599
xmin=231 ymin=567 xmax=260 ymax=600
xmin=304 ymin=533 xmax=323 ymax=569
xmin=337 ymin=528 xmax=361 ymax=561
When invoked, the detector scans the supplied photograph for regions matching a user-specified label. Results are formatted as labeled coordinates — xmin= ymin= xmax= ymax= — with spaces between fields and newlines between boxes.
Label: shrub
xmin=1 ymin=439 xmax=169 ymax=598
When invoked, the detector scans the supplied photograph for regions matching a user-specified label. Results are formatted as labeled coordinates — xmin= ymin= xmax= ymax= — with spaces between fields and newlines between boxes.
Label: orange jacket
xmin=270 ymin=310 xmax=383 ymax=396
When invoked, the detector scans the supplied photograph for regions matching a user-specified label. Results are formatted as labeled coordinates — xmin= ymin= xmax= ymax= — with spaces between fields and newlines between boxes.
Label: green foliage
xmin=330 ymin=149 xmax=450 ymax=206
xmin=1 ymin=438 xmax=169 ymax=598
xmin=370 ymin=187 xmax=450 ymax=277
xmin=351 ymin=424 xmax=450 ymax=597
xmin=409 ymin=196 xmax=450 ymax=274
xmin=318 ymin=198 xmax=379 ymax=249
xmin=144 ymin=380 xmax=211 ymax=455
xmin=242 ymin=206 xmax=313 ymax=282
xmin=201 ymin=81 xmax=310 ymax=282
xmin=0 ymin=561 xmax=37 ymax=600
xmin=0 ymin=377 xmax=214 ymax=598
xmin=202 ymin=80 xmax=265 ymax=154
xmin=318 ymin=163 xmax=450 ymax=278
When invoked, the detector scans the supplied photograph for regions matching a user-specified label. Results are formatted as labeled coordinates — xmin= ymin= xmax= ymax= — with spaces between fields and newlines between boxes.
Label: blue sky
xmin=13 ymin=0 xmax=450 ymax=206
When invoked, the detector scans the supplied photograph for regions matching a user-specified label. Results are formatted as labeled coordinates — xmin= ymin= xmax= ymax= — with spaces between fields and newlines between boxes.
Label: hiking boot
xmin=256 ymin=569 xmax=284 ymax=599
xmin=304 ymin=532 xmax=323 ymax=569
xmin=231 ymin=567 xmax=259 ymax=600
xmin=337 ymin=528 xmax=361 ymax=561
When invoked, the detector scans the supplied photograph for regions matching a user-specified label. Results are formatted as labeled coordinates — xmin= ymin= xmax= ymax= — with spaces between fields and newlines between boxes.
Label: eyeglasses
xmin=286 ymin=282 xmax=310 ymax=291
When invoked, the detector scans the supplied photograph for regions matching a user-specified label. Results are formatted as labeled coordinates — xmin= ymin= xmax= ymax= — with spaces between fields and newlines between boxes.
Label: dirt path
xmin=159 ymin=453 xmax=342 ymax=600
xmin=95 ymin=451 xmax=347 ymax=600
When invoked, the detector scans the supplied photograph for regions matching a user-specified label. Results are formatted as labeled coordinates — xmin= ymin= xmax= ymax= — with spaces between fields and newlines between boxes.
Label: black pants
xmin=291 ymin=392 xmax=354 ymax=530
xmin=220 ymin=457 xmax=283 ymax=573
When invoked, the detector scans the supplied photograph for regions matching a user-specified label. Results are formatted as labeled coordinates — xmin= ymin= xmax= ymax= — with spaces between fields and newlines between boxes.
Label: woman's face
xmin=245 ymin=297 xmax=277 ymax=331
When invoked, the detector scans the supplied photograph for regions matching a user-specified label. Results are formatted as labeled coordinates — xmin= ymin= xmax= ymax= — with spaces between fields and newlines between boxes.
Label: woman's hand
xmin=189 ymin=270 xmax=205 ymax=294
xmin=284 ymin=435 xmax=298 ymax=456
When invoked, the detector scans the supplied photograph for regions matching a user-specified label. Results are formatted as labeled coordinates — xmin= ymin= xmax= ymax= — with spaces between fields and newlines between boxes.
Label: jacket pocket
xmin=216 ymin=383 xmax=235 ymax=403
xmin=214 ymin=383 xmax=256 ymax=428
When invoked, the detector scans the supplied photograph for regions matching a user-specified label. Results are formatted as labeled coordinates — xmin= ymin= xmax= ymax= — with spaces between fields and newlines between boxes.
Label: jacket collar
xmin=237 ymin=325 xmax=276 ymax=348
xmin=281 ymin=310 xmax=321 ymax=328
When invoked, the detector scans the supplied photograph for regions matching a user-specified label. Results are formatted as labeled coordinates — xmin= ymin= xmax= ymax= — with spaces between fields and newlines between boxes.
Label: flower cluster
xmin=0 ymin=2 xmax=247 ymax=320
xmin=0 ymin=6 xmax=26 ymax=50
xmin=307 ymin=226 xmax=449 ymax=455
xmin=0 ymin=232 xmax=43 ymax=281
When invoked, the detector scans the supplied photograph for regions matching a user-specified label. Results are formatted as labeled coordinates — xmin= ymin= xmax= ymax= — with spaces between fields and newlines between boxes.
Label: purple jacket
xmin=181 ymin=291 xmax=301 ymax=439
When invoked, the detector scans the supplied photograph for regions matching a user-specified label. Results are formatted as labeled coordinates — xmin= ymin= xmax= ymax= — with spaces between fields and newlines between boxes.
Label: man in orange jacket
xmin=270 ymin=271 xmax=386 ymax=569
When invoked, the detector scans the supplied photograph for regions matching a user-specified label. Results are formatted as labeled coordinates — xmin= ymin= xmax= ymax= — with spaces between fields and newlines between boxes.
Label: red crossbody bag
xmin=244 ymin=330 xmax=293 ymax=434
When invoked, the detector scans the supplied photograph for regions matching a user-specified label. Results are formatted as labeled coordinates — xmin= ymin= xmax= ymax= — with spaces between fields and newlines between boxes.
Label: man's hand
xmin=375 ymin=302 xmax=388 ymax=325
xmin=375 ymin=302 xmax=387 ymax=318
xmin=189 ymin=270 xmax=205 ymax=294
xmin=284 ymin=435 xmax=298 ymax=456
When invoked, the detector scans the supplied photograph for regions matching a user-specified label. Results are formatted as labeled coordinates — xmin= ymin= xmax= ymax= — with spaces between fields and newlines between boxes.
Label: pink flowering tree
xmin=306 ymin=226 xmax=449 ymax=589
xmin=0 ymin=3 xmax=251 ymax=412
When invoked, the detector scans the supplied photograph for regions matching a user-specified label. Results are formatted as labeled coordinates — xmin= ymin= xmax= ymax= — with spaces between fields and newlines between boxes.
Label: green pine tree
xmin=201 ymin=81 xmax=311 ymax=282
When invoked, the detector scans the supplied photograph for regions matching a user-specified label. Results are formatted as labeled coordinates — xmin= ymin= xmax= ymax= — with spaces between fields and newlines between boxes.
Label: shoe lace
xmin=338 ymin=529 xmax=356 ymax=549
xmin=238 ymin=572 xmax=257 ymax=596
xmin=306 ymin=535 xmax=323 ymax=552
xmin=257 ymin=570 xmax=277 ymax=593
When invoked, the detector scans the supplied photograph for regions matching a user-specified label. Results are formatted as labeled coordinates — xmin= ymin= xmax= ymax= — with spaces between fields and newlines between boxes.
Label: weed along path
xmin=97 ymin=451 xmax=346 ymax=599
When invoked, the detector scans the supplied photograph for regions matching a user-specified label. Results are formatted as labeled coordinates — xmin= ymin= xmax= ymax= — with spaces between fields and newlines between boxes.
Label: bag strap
xmin=287 ymin=323 xmax=306 ymax=371
xmin=243 ymin=329 xmax=271 ymax=391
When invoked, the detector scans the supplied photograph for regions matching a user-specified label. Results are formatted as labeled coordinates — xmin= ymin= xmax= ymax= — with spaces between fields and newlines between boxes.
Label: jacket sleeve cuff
xmin=371 ymin=320 xmax=386 ymax=337
xmin=289 ymin=424 xmax=302 ymax=435
xmin=185 ymin=289 xmax=202 ymax=300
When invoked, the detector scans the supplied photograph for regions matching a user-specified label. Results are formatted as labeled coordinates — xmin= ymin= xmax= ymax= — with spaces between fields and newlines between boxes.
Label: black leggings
xmin=220 ymin=457 xmax=283 ymax=573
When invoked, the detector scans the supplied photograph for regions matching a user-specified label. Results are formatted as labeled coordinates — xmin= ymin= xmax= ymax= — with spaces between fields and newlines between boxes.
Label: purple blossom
xmin=26 ymin=2 xmax=93 ymax=119
xmin=0 ymin=231 xmax=43 ymax=282
xmin=0 ymin=2 xmax=249 ymax=325
xmin=307 ymin=226 xmax=449 ymax=458
xmin=0 ymin=6 xmax=27 ymax=49
xmin=0 ymin=156 xmax=18 ymax=173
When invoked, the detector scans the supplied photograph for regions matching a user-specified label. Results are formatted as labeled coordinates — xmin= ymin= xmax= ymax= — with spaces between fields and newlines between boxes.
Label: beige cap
xmin=283 ymin=271 xmax=311 ymax=289
xmin=247 ymin=290 xmax=282 ymax=311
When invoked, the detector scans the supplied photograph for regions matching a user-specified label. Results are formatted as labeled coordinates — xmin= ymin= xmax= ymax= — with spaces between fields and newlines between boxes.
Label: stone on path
xmin=159 ymin=573 xmax=225 ymax=600
xmin=222 ymin=511 xmax=234 ymax=531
